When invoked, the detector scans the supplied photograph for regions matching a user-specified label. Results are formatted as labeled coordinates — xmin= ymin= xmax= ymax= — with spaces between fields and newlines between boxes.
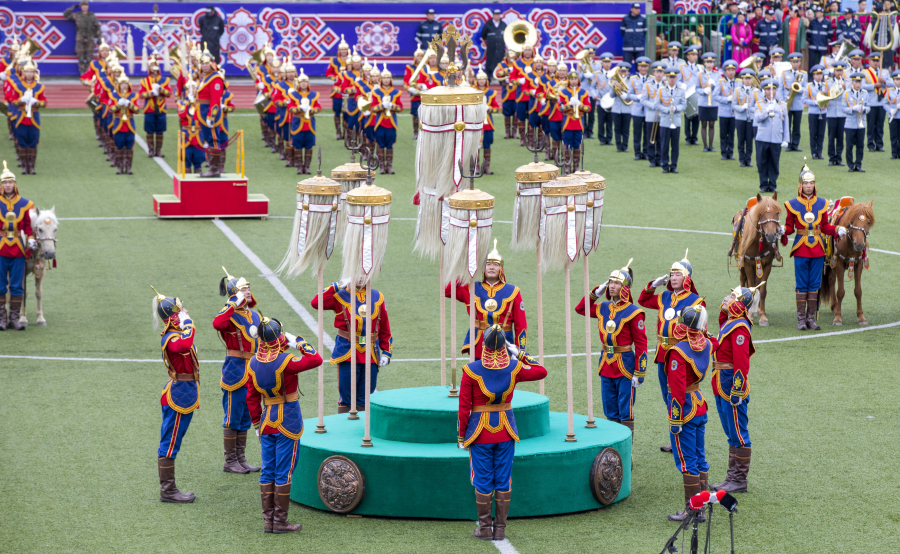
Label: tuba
xmin=611 ymin=69 xmax=633 ymax=106
xmin=503 ymin=20 xmax=538 ymax=53
xmin=739 ymin=55 xmax=760 ymax=88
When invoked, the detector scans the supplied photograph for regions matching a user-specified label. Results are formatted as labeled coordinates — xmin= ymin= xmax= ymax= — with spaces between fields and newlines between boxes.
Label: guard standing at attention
xmin=458 ymin=325 xmax=547 ymax=541
xmin=842 ymin=71 xmax=870 ymax=172
xmin=246 ymin=316 xmax=323 ymax=533
xmin=575 ymin=260 xmax=648 ymax=440
xmin=628 ymin=57 xmax=651 ymax=160
xmin=476 ymin=66 xmax=501 ymax=174
xmin=64 ymin=1 xmax=101 ymax=75
xmin=326 ymin=35 xmax=350 ymax=140
xmin=196 ymin=46 xmax=228 ymax=177
xmin=0 ymin=161 xmax=35 ymax=331
xmin=404 ymin=46 xmax=425 ymax=139
xmin=151 ymin=287 xmax=199 ymax=504
xmin=780 ymin=52 xmax=807 ymax=152
xmin=6 ymin=60 xmax=47 ymax=175
xmin=138 ymin=55 xmax=172 ymax=158
xmin=802 ymin=65 xmax=827 ymax=160
xmin=620 ymin=3 xmax=647 ymax=66
xmin=495 ymin=50 xmax=519 ymax=140
xmin=559 ymin=64 xmax=591 ymax=166
xmin=213 ymin=268 xmax=262 ymax=475
xmin=655 ymin=66 xmax=686 ymax=174
xmin=713 ymin=59 xmax=738 ymax=159
xmin=754 ymin=79 xmax=790 ymax=193
xmin=807 ymin=7 xmax=832 ymax=68
xmin=288 ymin=68 xmax=321 ymax=175
xmin=371 ymin=65 xmax=403 ymax=174
xmin=641 ymin=61 xmax=665 ymax=168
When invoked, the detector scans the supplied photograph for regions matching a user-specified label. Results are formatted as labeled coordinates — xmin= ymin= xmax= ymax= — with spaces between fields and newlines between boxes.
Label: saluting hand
xmin=650 ymin=274 xmax=668 ymax=288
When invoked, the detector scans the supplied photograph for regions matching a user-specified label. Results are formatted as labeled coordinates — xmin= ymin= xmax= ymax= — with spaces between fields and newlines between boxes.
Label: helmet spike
xmin=623 ymin=257 xmax=633 ymax=271
xmin=748 ymin=281 xmax=766 ymax=294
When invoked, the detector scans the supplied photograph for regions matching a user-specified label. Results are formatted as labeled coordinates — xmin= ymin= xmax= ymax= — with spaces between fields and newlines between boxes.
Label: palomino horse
xmin=730 ymin=193 xmax=782 ymax=326
xmin=19 ymin=206 xmax=58 ymax=326
xmin=821 ymin=199 xmax=874 ymax=326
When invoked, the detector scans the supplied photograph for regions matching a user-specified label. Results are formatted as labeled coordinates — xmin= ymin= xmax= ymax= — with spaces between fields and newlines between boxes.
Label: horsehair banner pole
xmin=274 ymin=146 xmax=341 ymax=433
xmin=539 ymin=157 xmax=586 ymax=442
xmin=511 ymin=130 xmax=559 ymax=395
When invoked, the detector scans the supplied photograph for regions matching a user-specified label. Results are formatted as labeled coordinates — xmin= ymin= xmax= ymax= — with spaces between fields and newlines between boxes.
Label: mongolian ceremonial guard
xmin=5 ymin=60 xmax=46 ymax=174
xmin=197 ymin=47 xmax=228 ymax=178
xmin=611 ymin=62 xmax=633 ymax=152
xmin=842 ymin=72 xmax=870 ymax=171
xmin=640 ymin=61 xmax=665 ymax=167
xmin=664 ymin=303 xmax=713 ymax=521
xmin=151 ymin=287 xmax=199 ymax=504
xmin=886 ymin=70 xmax=900 ymax=158
xmin=371 ymin=65 xmax=403 ymax=174
xmin=587 ymin=52 xmax=614 ymax=145
xmin=288 ymin=69 xmax=321 ymax=175
xmin=258 ymin=49 xmax=279 ymax=151
xmin=696 ymin=52 xmax=720 ymax=154
xmin=138 ymin=55 xmax=171 ymax=158
xmin=713 ymin=60 xmax=738 ymax=160
xmin=79 ymin=39 xmax=111 ymax=144
xmin=523 ymin=55 xmax=547 ymax=142
xmin=780 ymin=163 xmax=847 ymax=330
xmin=754 ymin=79 xmax=790 ymax=192
xmin=802 ymin=65 xmax=828 ymax=160
xmin=575 ymin=260 xmax=648 ymax=439
xmin=826 ymin=61 xmax=849 ymax=166
xmin=212 ymin=270 xmax=262 ymax=475
xmin=445 ymin=242 xmax=527 ymax=359
xmin=246 ymin=316 xmax=323 ymax=533
xmin=404 ymin=46 xmax=425 ymax=139
xmin=710 ymin=285 xmax=761 ymax=494
xmin=734 ymin=68 xmax=757 ymax=167
xmin=0 ymin=161 xmax=34 ymax=331
xmin=109 ymin=75 xmax=140 ymax=175
xmin=638 ymin=250 xmax=704 ymax=454
xmin=177 ymin=86 xmax=205 ymax=174
xmin=340 ymin=51 xmax=364 ymax=137
xmin=560 ymin=64 xmax=591 ymax=166
xmin=628 ymin=57 xmax=651 ymax=160
xmin=546 ymin=63 xmax=569 ymax=160
xmin=326 ymin=35 xmax=350 ymax=140
xmin=458 ymin=324 xmax=547 ymax=541
xmin=863 ymin=51 xmax=890 ymax=152
xmin=655 ymin=67 xmax=685 ymax=174
xmin=310 ymin=279 xmax=393 ymax=413
xmin=272 ymin=61 xmax=293 ymax=163
xmin=513 ymin=45 xmax=537 ymax=145
xmin=476 ymin=66 xmax=500 ymax=174
xmin=680 ymin=46 xmax=702 ymax=146
xmin=780 ymin=52 xmax=807 ymax=152
xmin=495 ymin=50 xmax=519 ymax=140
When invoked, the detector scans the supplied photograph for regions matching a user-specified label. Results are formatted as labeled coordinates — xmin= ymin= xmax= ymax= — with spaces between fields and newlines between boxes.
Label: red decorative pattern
xmin=529 ymin=9 xmax=606 ymax=63
xmin=1 ymin=8 xmax=64 ymax=60
xmin=259 ymin=8 xmax=338 ymax=63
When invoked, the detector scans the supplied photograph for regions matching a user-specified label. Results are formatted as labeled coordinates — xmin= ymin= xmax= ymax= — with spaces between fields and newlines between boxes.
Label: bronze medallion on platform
xmin=317 ymin=455 xmax=366 ymax=513
xmin=589 ymin=447 xmax=623 ymax=505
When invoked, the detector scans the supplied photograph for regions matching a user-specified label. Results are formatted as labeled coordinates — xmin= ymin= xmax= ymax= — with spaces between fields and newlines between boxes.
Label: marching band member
xmin=404 ymin=45 xmax=425 ymax=139
xmin=641 ymin=62 xmax=665 ymax=168
xmin=177 ymin=85 xmax=205 ymax=174
xmin=886 ymin=70 xmax=900 ymax=158
xmin=753 ymin=79 xmax=789 ymax=193
xmin=538 ymin=57 xmax=559 ymax=160
xmin=560 ymin=64 xmax=591 ymax=167
xmin=713 ymin=60 xmax=738 ymax=160
xmin=458 ymin=325 xmax=546 ymax=541
xmin=256 ymin=47 xmax=278 ymax=151
xmin=476 ymin=66 xmax=500 ymax=174
xmin=710 ymin=285 xmax=758 ymax=494
xmin=575 ymin=261 xmax=648 ymax=441
xmin=109 ymin=74 xmax=140 ymax=175
xmin=681 ymin=46 xmax=702 ymax=146
xmin=246 ymin=316 xmax=323 ymax=533
xmin=371 ymin=64 xmax=403 ymax=174
xmin=359 ymin=63 xmax=381 ymax=155
xmin=310 ymin=279 xmax=393 ymax=414
xmin=628 ymin=57 xmax=651 ymax=160
xmin=289 ymin=68 xmax=321 ymax=175
xmin=495 ymin=50 xmax=519 ymax=140
xmin=664 ymin=304 xmax=713 ymax=521
xmin=445 ymin=242 xmax=527 ymax=359
xmin=0 ymin=161 xmax=34 ymax=330
xmin=341 ymin=50 xmax=365 ymax=138
xmin=655 ymin=67 xmax=686 ymax=173
xmin=826 ymin=62 xmax=849 ymax=166
xmin=733 ymin=68 xmax=757 ymax=167
xmin=99 ymin=59 xmax=123 ymax=166
xmin=326 ymin=35 xmax=350 ymax=140
xmin=138 ymin=55 xmax=172 ymax=158
xmin=780 ymin=163 xmax=847 ymax=330
xmin=196 ymin=46 xmax=228 ymax=178
xmin=842 ymin=72 xmax=870 ymax=172
xmin=663 ymin=42 xmax=686 ymax=73
xmin=587 ymin=52 xmax=614 ymax=145
xmin=638 ymin=250 xmax=704 ymax=454
xmin=546 ymin=63 xmax=569 ymax=162
xmin=524 ymin=55 xmax=547 ymax=142
xmin=271 ymin=60 xmax=292 ymax=162
xmin=513 ymin=44 xmax=537 ymax=146
xmin=3 ymin=39 xmax=22 ymax=141
xmin=779 ymin=52 xmax=807 ymax=152
xmin=611 ymin=62 xmax=633 ymax=153
xmin=5 ymin=60 xmax=46 ymax=175
xmin=863 ymin=51 xmax=891 ymax=152
xmin=802 ymin=65 xmax=827 ymax=160
xmin=151 ymin=288 xmax=198 ymax=503
xmin=696 ymin=52 xmax=720 ymax=153
xmin=79 ymin=39 xmax=111 ymax=143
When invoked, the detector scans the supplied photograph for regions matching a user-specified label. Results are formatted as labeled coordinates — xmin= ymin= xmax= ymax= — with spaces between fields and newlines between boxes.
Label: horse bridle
xmin=743 ymin=216 xmax=781 ymax=261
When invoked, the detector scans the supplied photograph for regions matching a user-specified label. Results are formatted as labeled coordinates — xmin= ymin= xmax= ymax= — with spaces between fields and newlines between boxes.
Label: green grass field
xmin=1 ymin=110 xmax=898 ymax=553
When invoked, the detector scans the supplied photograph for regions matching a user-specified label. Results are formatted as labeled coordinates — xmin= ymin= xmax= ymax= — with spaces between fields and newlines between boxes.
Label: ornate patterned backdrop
xmin=1 ymin=2 xmax=636 ymax=77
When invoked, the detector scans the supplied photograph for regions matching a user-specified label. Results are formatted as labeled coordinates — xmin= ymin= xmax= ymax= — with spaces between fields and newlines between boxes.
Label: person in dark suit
xmin=198 ymin=6 xmax=225 ymax=65
xmin=476 ymin=9 xmax=507 ymax=84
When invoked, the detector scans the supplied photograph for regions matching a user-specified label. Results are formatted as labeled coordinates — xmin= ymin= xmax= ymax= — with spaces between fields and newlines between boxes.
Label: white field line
xmin=493 ymin=539 xmax=522 ymax=554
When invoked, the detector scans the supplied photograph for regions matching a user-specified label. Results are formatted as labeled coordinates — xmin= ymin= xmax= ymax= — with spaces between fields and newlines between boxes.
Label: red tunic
xmin=211 ymin=295 xmax=259 ymax=352
xmin=311 ymin=285 xmax=393 ymax=364
xmin=159 ymin=320 xmax=198 ymax=409
xmin=247 ymin=349 xmax=324 ymax=435
xmin=138 ymin=75 xmax=172 ymax=113
xmin=5 ymin=80 xmax=47 ymax=126
xmin=712 ymin=311 xmax=752 ymax=400
xmin=444 ymin=280 xmax=528 ymax=359
xmin=575 ymin=296 xmax=648 ymax=378
xmin=0 ymin=194 xmax=33 ymax=258
xmin=781 ymin=194 xmax=839 ymax=258
xmin=665 ymin=345 xmax=711 ymax=420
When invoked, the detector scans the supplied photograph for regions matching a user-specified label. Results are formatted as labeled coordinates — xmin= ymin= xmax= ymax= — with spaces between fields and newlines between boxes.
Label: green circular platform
xmin=291 ymin=386 xmax=631 ymax=519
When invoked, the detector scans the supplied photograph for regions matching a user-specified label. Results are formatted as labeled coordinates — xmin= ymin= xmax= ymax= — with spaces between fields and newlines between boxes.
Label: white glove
xmin=187 ymin=93 xmax=195 ymax=102
xmin=570 ymin=97 xmax=581 ymax=108
xmin=725 ymin=94 xmax=733 ymax=102
xmin=517 ymin=77 xmax=526 ymax=85
xmin=637 ymin=93 xmax=646 ymax=101
xmin=507 ymin=344 xmax=520 ymax=359
xmin=457 ymin=442 xmax=468 ymax=450
xmin=285 ymin=332 xmax=298 ymax=348
xmin=232 ymin=290 xmax=246 ymax=307
xmin=257 ymin=82 xmax=266 ymax=90
xmin=379 ymin=354 xmax=390 ymax=367
xmin=592 ymin=280 xmax=609 ymax=298
xmin=631 ymin=375 xmax=642 ymax=388
xmin=151 ymin=83 xmax=160 ymax=95
xmin=778 ymin=225 xmax=786 ymax=236
xmin=702 ymin=87 xmax=711 ymax=95
xmin=206 ymin=117 xmax=213 ymax=127
xmin=118 ymin=97 xmax=128 ymax=106
xmin=363 ymin=110 xmax=371 ymax=117
xmin=669 ymin=105 xmax=675 ymax=114
xmin=650 ymin=275 xmax=669 ymax=288
xmin=27 ymin=238 xmax=37 ymax=250
xmin=178 ymin=310 xmax=191 ymax=329
xmin=781 ymin=141 xmax=788 ymax=148
xmin=584 ymin=71 xmax=593 ymax=78
xmin=0 ymin=72 xmax=6 ymax=82
xmin=837 ymin=226 xmax=848 ymax=238
xmin=768 ymin=109 xmax=775 ymax=117
xmin=337 ymin=278 xmax=352 ymax=289
xmin=382 ymin=98 xmax=392 ymax=110
xmin=21 ymin=89 xmax=33 ymax=101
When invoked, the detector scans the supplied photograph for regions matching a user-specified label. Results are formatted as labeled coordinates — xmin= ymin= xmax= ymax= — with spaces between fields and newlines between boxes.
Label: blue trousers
xmin=265 ymin=112 xmax=275 ymax=130
xmin=375 ymin=126 xmax=397 ymax=148
xmin=516 ymin=101 xmax=528 ymax=121
xmin=469 ymin=441 xmax=514 ymax=495
xmin=669 ymin=413 xmax=709 ymax=475
xmin=281 ymin=121 xmax=290 ymax=141
xmin=0 ymin=255 xmax=25 ymax=296
xmin=221 ymin=387 xmax=252 ymax=431
xmin=114 ymin=131 xmax=135 ymax=150
xmin=601 ymin=375 xmax=635 ymax=422
xmin=338 ymin=360 xmax=379 ymax=408
xmin=528 ymin=111 xmax=541 ymax=129
xmin=158 ymin=405 xmax=193 ymax=459
xmin=715 ymin=395 xmax=751 ymax=448
xmin=549 ymin=120 xmax=563 ymax=141
xmin=144 ymin=112 xmax=167 ymax=134
xmin=363 ymin=125 xmax=375 ymax=142
xmin=332 ymin=97 xmax=343 ymax=115
xmin=657 ymin=361 xmax=668 ymax=406
xmin=541 ymin=114 xmax=550 ymax=135
xmin=794 ymin=255 xmax=825 ymax=292
xmin=185 ymin=144 xmax=205 ymax=171
xmin=502 ymin=99 xmax=516 ymax=117
xmin=259 ymin=432 xmax=300 ymax=486
xmin=14 ymin=125 xmax=39 ymax=148
xmin=482 ymin=130 xmax=494 ymax=150
xmin=562 ymin=129 xmax=583 ymax=150
xmin=410 ymin=100 xmax=420 ymax=118
xmin=292 ymin=130 xmax=316 ymax=150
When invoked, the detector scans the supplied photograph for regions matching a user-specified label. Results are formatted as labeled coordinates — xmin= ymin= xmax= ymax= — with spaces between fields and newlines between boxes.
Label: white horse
xmin=19 ymin=206 xmax=58 ymax=326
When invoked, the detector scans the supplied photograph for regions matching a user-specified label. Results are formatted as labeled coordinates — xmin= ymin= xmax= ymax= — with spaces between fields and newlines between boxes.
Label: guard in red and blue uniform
xmin=371 ymin=67 xmax=403 ymax=174
xmin=289 ymin=69 xmax=321 ymax=175
xmin=311 ymin=280 xmax=393 ymax=413
xmin=212 ymin=269 xmax=262 ymax=475
xmin=512 ymin=46 xmax=536 ymax=145
xmin=78 ymin=39 xmax=111 ymax=144
xmin=404 ymin=46 xmax=425 ymax=139
xmin=138 ymin=56 xmax=171 ymax=158
xmin=458 ymin=325 xmax=547 ymax=541
xmin=523 ymin=56 xmax=546 ymax=142
xmin=638 ymin=249 xmax=704 ymax=453
xmin=1 ymin=162 xmax=34 ymax=331
xmin=780 ymin=163 xmax=846 ymax=330
xmin=445 ymin=241 xmax=527 ymax=360
xmin=576 ymin=260 xmax=648 ymax=439
xmin=247 ymin=317 xmax=323 ymax=533
xmin=196 ymin=47 xmax=228 ymax=178
xmin=559 ymin=66 xmax=591 ymax=167
xmin=664 ymin=304 xmax=714 ymax=522
xmin=341 ymin=52 xmax=365 ymax=134
xmin=151 ymin=288 xmax=199 ymax=504
xmin=177 ymin=92 xmax=205 ymax=173
xmin=476 ymin=67 xmax=500 ymax=174
xmin=326 ymin=36 xmax=350 ymax=139
xmin=710 ymin=285 xmax=761 ymax=495
xmin=5 ymin=60 xmax=46 ymax=174
xmin=495 ymin=50 xmax=519 ymax=140
xmin=109 ymin=76 xmax=140 ymax=175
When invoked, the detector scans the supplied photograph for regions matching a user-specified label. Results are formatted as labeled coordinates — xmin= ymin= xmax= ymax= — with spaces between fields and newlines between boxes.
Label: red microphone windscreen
xmin=715 ymin=490 xmax=726 ymax=502
xmin=689 ymin=490 xmax=711 ymax=510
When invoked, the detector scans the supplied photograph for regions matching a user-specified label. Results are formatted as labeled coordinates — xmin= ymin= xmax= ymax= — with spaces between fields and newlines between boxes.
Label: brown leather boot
xmin=493 ymin=490 xmax=511 ymax=540
xmin=201 ymin=152 xmax=222 ymax=178
xmin=796 ymin=291 xmax=808 ymax=330
xmin=147 ymin=134 xmax=155 ymax=157
xmin=284 ymin=146 xmax=294 ymax=168
xmin=260 ymin=483 xmax=275 ymax=532
xmin=158 ymin=457 xmax=195 ymax=503
xmin=125 ymin=149 xmax=134 ymax=175
xmin=482 ymin=149 xmax=493 ymax=174
xmin=272 ymin=484 xmax=302 ymax=533
xmin=303 ymin=149 xmax=313 ymax=175
xmin=718 ymin=447 xmax=750 ymax=493
xmin=223 ymin=428 xmax=249 ymax=473
xmin=269 ymin=130 xmax=277 ymax=152
xmin=235 ymin=431 xmax=261 ymax=472
xmin=386 ymin=149 xmax=394 ymax=174
xmin=552 ymin=140 xmax=561 ymax=162
xmin=573 ymin=147 xmax=582 ymax=171
xmin=0 ymin=299 xmax=8 ymax=331
xmin=711 ymin=445 xmax=736 ymax=491
xmin=473 ymin=491 xmax=494 ymax=540
xmin=544 ymin=136 xmax=552 ymax=160
xmin=699 ymin=471 xmax=709 ymax=492
xmin=518 ymin=121 xmax=526 ymax=146
xmin=156 ymin=134 xmax=165 ymax=158
xmin=8 ymin=296 xmax=24 ymax=330
xmin=116 ymin=149 xmax=124 ymax=175
xmin=29 ymin=148 xmax=38 ymax=174
xmin=278 ymin=135 xmax=286 ymax=160
xmin=334 ymin=115 xmax=342 ymax=140
xmin=806 ymin=291 xmax=821 ymax=330
xmin=377 ymin=147 xmax=386 ymax=174
xmin=668 ymin=473 xmax=701 ymax=522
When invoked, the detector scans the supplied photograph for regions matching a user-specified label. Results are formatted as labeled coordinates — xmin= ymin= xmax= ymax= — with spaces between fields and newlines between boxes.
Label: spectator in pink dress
xmin=732 ymin=12 xmax=754 ymax=65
